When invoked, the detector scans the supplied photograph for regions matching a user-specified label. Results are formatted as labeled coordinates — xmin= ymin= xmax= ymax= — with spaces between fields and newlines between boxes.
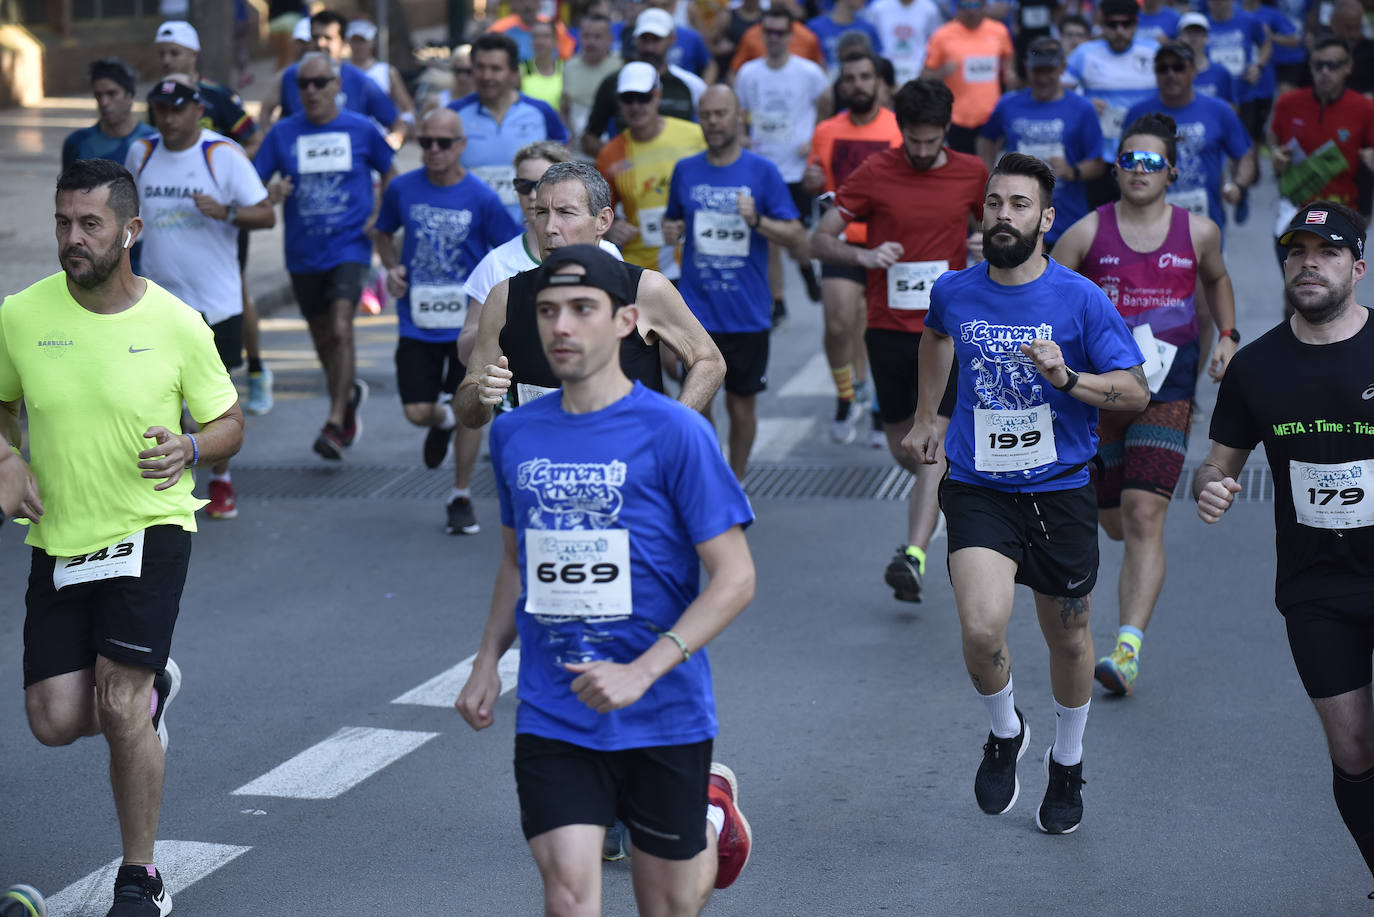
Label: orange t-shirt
xmin=489 ymin=14 xmax=578 ymax=60
xmin=922 ymin=19 xmax=1013 ymax=129
xmin=809 ymin=107 xmax=902 ymax=246
xmin=729 ymin=23 xmax=827 ymax=73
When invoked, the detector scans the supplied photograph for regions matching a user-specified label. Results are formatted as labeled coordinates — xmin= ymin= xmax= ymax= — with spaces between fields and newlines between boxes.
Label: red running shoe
xmin=709 ymin=762 xmax=753 ymax=889
xmin=206 ymin=479 xmax=237 ymax=519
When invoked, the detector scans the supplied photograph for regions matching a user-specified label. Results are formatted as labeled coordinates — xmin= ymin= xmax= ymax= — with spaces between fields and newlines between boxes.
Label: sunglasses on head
xmin=1102 ymin=18 xmax=1135 ymax=28
xmin=296 ymin=75 xmax=334 ymax=90
xmin=417 ymin=135 xmax=458 ymax=150
xmin=1312 ymin=58 xmax=1350 ymax=72
xmin=1154 ymin=61 xmax=1188 ymax=73
xmin=1117 ymin=150 xmax=1169 ymax=172
xmin=513 ymin=177 xmax=538 ymax=196
xmin=618 ymin=91 xmax=654 ymax=105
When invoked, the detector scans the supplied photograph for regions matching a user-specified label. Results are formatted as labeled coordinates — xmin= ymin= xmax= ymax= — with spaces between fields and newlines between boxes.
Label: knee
xmin=543 ymin=880 xmax=596 ymax=917
xmin=26 ymin=701 xmax=83 ymax=747
xmin=1331 ymin=728 xmax=1374 ymax=774
xmin=331 ymin=316 xmax=354 ymax=345
xmin=1098 ymin=513 xmax=1123 ymax=542
xmin=1120 ymin=502 xmax=1166 ymax=543
xmin=95 ymin=673 xmax=149 ymax=737
xmin=402 ymin=403 xmax=432 ymax=426
xmin=960 ymin=619 xmax=1006 ymax=659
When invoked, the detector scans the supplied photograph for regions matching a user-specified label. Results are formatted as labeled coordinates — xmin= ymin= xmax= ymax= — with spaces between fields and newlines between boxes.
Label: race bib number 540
xmin=525 ymin=529 xmax=632 ymax=618
xmin=54 ymin=530 xmax=145 ymax=590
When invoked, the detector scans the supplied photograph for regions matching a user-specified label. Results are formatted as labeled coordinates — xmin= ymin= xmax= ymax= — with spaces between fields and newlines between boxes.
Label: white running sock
xmin=706 ymin=804 xmax=725 ymax=837
xmin=980 ymin=677 xmax=1020 ymax=739
xmin=212 ymin=471 xmax=231 ymax=483
xmin=1052 ymin=699 xmax=1090 ymax=766
xmin=449 ymin=486 xmax=471 ymax=503
xmin=436 ymin=401 xmax=456 ymax=430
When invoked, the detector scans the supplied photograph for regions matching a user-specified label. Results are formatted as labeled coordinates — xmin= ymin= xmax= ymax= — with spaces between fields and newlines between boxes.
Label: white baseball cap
xmin=633 ymin=8 xmax=675 ymax=38
xmin=617 ymin=60 xmax=661 ymax=94
xmin=292 ymin=16 xmax=312 ymax=43
xmin=1178 ymin=12 xmax=1209 ymax=31
xmin=155 ymin=20 xmax=200 ymax=51
xmin=346 ymin=20 xmax=378 ymax=41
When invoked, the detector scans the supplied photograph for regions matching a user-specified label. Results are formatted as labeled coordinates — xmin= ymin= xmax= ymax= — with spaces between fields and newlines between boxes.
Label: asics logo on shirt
xmin=1362 ymin=384 xmax=1374 ymax=401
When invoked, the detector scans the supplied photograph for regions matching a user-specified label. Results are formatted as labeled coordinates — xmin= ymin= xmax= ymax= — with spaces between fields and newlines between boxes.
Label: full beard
xmin=982 ymin=224 xmax=1038 ymax=269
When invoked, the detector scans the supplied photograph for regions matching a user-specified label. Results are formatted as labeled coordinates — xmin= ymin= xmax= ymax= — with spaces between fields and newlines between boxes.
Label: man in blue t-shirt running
xmin=906 ymin=153 xmax=1148 ymax=836
xmin=456 ymin=244 xmax=757 ymax=911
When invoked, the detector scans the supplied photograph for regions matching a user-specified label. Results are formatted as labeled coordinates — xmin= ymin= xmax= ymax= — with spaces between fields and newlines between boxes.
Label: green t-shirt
xmin=0 ymin=273 xmax=239 ymax=555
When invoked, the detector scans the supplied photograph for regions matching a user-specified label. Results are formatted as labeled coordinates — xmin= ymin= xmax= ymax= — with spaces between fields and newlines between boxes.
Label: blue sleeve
xmin=374 ymin=180 xmax=402 ymax=234
xmin=680 ymin=31 xmax=709 ymax=73
xmin=1121 ymin=101 xmax=1148 ymax=141
xmin=763 ymin=160 xmax=800 ymax=220
xmin=1081 ymin=284 xmax=1145 ymax=373
xmin=661 ymin=408 xmax=754 ymax=543
xmin=491 ymin=418 xmax=515 ymax=529
xmin=925 ymin=274 xmax=951 ymax=336
xmin=365 ymin=79 xmax=400 ymax=127
xmin=61 ymin=132 xmax=79 ymax=171
xmin=664 ymin=161 xmax=686 ymax=221
xmin=534 ymin=97 xmax=569 ymax=142
xmin=367 ymin=122 xmax=396 ymax=173
xmin=1248 ymin=16 xmax=1267 ymax=49
xmin=1219 ymin=103 xmax=1253 ymax=159
xmin=980 ymin=99 xmax=1006 ymax=141
xmin=253 ymin=129 xmax=279 ymax=181
xmin=864 ymin=20 xmax=883 ymax=53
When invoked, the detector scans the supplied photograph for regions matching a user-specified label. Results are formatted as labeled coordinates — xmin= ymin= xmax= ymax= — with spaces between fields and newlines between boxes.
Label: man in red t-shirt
xmin=811 ymin=77 xmax=987 ymax=604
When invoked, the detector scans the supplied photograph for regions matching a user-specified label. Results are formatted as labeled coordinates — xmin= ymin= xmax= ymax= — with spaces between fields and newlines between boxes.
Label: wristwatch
xmin=224 ymin=203 xmax=238 ymax=224
xmin=1218 ymin=328 xmax=1241 ymax=343
xmin=1053 ymin=368 xmax=1080 ymax=392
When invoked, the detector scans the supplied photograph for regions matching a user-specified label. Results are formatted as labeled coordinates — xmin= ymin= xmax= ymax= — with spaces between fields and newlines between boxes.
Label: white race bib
xmin=472 ymin=164 xmax=519 ymax=207
xmin=297 ymin=132 xmax=353 ymax=174
xmin=1131 ymin=323 xmax=1178 ymax=394
xmin=974 ymin=404 xmax=1058 ymax=472
xmin=517 ymin=382 xmax=558 ymax=406
xmin=525 ymin=528 xmax=632 ymax=617
xmin=754 ymin=110 xmax=793 ymax=144
xmin=1021 ymin=5 xmax=1051 ymax=28
xmin=1166 ymin=187 xmax=1209 ymax=217
xmin=1100 ymin=105 xmax=1126 ymax=141
xmin=1290 ymin=460 xmax=1374 ymax=529
xmin=886 ymin=260 xmax=947 ymax=311
xmin=963 ymin=55 xmax=999 ymax=84
xmin=694 ymin=210 xmax=751 ymax=257
xmin=1016 ymin=141 xmax=1066 ymax=165
xmin=638 ymin=205 xmax=667 ymax=248
xmin=53 ymin=530 xmax=145 ymax=591
xmin=409 ymin=283 xmax=468 ymax=329
xmin=1211 ymin=44 xmax=1246 ymax=77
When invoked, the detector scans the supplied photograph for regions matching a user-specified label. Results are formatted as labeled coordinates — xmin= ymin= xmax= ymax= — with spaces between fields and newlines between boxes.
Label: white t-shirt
xmin=126 ymin=128 xmax=269 ymax=326
xmin=863 ymin=0 xmax=945 ymax=86
xmin=463 ymin=232 xmax=624 ymax=305
xmin=735 ymin=55 xmax=830 ymax=183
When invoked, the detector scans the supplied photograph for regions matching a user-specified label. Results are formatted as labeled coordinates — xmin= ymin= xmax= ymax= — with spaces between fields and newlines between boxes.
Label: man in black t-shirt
xmin=1195 ymin=200 xmax=1374 ymax=888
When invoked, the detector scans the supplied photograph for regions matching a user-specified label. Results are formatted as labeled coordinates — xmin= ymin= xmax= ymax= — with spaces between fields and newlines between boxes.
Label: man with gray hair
xmin=455 ymin=159 xmax=724 ymax=427
xmin=254 ymin=51 xmax=398 ymax=460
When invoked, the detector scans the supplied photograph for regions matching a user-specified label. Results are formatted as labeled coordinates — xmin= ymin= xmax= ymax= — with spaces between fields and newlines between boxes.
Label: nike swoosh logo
xmin=1066 ymin=575 xmax=1090 ymax=590
xmin=129 ymin=346 xmax=153 ymax=354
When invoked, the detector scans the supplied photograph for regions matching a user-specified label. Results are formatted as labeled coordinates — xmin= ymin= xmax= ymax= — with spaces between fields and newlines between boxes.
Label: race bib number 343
xmin=1290 ymin=459 xmax=1374 ymax=529
xmin=525 ymin=529 xmax=632 ymax=618
xmin=53 ymin=530 xmax=145 ymax=590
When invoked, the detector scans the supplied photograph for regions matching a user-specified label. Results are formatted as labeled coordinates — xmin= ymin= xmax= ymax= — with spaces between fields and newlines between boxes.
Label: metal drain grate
xmin=218 ymin=462 xmax=1276 ymax=503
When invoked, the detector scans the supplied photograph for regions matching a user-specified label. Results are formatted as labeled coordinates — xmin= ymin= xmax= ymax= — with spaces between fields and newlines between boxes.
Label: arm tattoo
xmin=1127 ymin=365 xmax=1149 ymax=394
xmin=1058 ymin=595 xmax=1090 ymax=629
xmin=1101 ymin=386 xmax=1122 ymax=405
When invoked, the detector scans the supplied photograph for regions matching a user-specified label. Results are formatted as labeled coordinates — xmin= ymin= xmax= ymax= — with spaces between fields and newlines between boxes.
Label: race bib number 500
xmin=525 ymin=529 xmax=632 ymax=618
xmin=1290 ymin=459 xmax=1374 ymax=529
xmin=410 ymin=284 xmax=467 ymax=329
xmin=53 ymin=530 xmax=145 ymax=590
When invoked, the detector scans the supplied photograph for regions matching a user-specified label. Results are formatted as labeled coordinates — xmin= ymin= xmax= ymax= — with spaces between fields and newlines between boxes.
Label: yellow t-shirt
xmin=0 ymin=274 xmax=239 ymax=555
xmin=596 ymin=117 xmax=706 ymax=271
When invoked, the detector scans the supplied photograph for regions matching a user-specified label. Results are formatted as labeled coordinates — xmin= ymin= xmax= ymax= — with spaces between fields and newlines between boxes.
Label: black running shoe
xmin=1035 ymin=745 xmax=1086 ymax=834
xmin=802 ymin=264 xmax=822 ymax=302
xmin=423 ymin=423 xmax=454 ymax=469
xmin=107 ymin=864 xmax=170 ymax=916
xmin=974 ymin=708 xmax=1028 ymax=814
xmin=771 ymin=299 xmax=787 ymax=330
xmin=883 ymin=547 xmax=922 ymax=602
xmin=343 ymin=379 xmax=369 ymax=446
xmin=313 ymin=423 xmax=346 ymax=460
xmin=445 ymin=496 xmax=480 ymax=535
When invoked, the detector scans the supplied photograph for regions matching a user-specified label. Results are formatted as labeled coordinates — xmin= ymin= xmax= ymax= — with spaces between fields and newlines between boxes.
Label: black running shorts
xmin=1283 ymin=591 xmax=1374 ymax=699
xmin=940 ymin=478 xmax=1099 ymax=599
xmin=23 ymin=525 xmax=192 ymax=687
xmin=710 ymin=330 xmax=769 ymax=397
xmin=289 ymin=262 xmax=369 ymax=318
xmin=395 ymin=336 xmax=464 ymax=405
xmin=514 ymin=733 xmax=712 ymax=860
xmin=210 ymin=314 xmax=244 ymax=372
xmin=864 ymin=328 xmax=956 ymax=425
xmin=821 ymin=242 xmax=867 ymax=283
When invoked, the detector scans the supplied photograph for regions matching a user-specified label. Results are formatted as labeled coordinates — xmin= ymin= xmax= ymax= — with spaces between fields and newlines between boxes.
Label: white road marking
xmin=777 ymin=352 xmax=836 ymax=398
xmin=392 ymin=648 xmax=521 ymax=707
xmin=232 ymin=726 xmax=439 ymax=799
xmin=752 ymin=417 xmax=818 ymax=462
xmin=47 ymin=841 xmax=251 ymax=917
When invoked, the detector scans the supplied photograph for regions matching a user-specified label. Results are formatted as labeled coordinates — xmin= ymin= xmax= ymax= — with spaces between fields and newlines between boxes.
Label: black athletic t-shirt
xmin=500 ymin=262 xmax=664 ymax=405
xmin=1209 ymin=312 xmax=1374 ymax=609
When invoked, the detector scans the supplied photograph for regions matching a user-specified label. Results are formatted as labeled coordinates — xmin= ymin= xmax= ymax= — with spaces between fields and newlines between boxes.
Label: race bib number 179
xmin=1290 ymin=459 xmax=1374 ymax=529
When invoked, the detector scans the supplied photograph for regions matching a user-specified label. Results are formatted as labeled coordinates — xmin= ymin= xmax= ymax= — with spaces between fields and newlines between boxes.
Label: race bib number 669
xmin=525 ymin=529 xmax=632 ymax=618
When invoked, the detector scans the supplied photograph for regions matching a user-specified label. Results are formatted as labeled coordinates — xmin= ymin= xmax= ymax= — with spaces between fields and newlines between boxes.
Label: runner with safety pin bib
xmin=53 ymin=530 xmax=145 ymax=591
xmin=525 ymin=529 xmax=632 ymax=617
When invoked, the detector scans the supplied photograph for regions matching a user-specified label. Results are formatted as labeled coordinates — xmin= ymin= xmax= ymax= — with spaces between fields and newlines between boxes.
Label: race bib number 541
xmin=525 ymin=529 xmax=631 ymax=618
xmin=54 ymin=530 xmax=145 ymax=590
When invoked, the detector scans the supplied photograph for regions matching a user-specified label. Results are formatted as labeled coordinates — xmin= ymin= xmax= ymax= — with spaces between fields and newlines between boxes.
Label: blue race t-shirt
xmin=1065 ymin=38 xmax=1160 ymax=159
xmin=279 ymin=61 xmax=400 ymax=128
xmin=925 ymin=258 xmax=1144 ymax=492
xmin=1123 ymin=93 xmax=1251 ymax=230
xmin=807 ymin=14 xmax=885 ymax=71
xmin=1137 ymin=7 xmax=1181 ymax=43
xmin=491 ymin=382 xmax=755 ymax=751
xmin=373 ymin=169 xmax=521 ymax=343
xmin=62 ymin=122 xmax=158 ymax=172
xmin=1206 ymin=9 xmax=1266 ymax=101
xmin=254 ymin=110 xmax=396 ymax=273
xmin=980 ymin=91 xmax=1103 ymax=245
xmin=665 ymin=150 xmax=799 ymax=333
xmin=1251 ymin=4 xmax=1297 ymax=97
xmin=450 ymin=92 xmax=569 ymax=224
xmin=1193 ymin=60 xmax=1238 ymax=105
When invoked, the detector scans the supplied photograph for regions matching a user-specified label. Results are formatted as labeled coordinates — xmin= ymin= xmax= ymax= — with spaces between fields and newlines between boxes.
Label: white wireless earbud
xmin=124 ymin=229 xmax=133 ymax=249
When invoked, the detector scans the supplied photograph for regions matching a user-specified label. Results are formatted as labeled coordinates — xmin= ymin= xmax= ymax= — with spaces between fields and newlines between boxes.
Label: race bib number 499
xmin=1290 ymin=459 xmax=1374 ymax=529
xmin=525 ymin=529 xmax=632 ymax=618
xmin=694 ymin=210 xmax=750 ymax=257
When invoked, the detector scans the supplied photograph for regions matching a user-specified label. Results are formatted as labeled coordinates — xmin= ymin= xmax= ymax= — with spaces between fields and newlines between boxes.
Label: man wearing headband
xmin=1196 ymin=199 xmax=1374 ymax=889
xmin=908 ymin=152 xmax=1147 ymax=836
xmin=456 ymin=243 xmax=756 ymax=909
xmin=1054 ymin=112 xmax=1238 ymax=698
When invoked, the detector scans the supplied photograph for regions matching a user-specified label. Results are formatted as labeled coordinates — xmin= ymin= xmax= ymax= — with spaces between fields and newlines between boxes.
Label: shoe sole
xmin=1093 ymin=660 xmax=1133 ymax=696
xmin=709 ymin=763 xmax=752 ymax=888
xmin=883 ymin=562 xmax=922 ymax=603
xmin=1034 ymin=746 xmax=1082 ymax=835
xmin=829 ymin=423 xmax=857 ymax=445
xmin=978 ymin=718 xmax=1029 ymax=815
xmin=207 ymin=504 xmax=238 ymax=520
xmin=313 ymin=435 xmax=343 ymax=460
xmin=446 ymin=521 xmax=481 ymax=535
xmin=156 ymin=658 xmax=182 ymax=753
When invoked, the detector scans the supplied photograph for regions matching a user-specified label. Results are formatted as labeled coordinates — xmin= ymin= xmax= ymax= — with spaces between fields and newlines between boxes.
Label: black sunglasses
xmin=1154 ymin=61 xmax=1188 ymax=73
xmin=1312 ymin=59 xmax=1350 ymax=72
xmin=296 ymin=75 xmax=335 ymax=90
xmin=513 ymin=177 xmax=538 ymax=196
xmin=1102 ymin=18 xmax=1135 ymax=28
xmin=618 ymin=91 xmax=654 ymax=105
xmin=417 ymin=135 xmax=459 ymax=150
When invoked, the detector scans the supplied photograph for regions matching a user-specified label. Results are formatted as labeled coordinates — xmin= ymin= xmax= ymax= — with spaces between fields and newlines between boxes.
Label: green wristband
xmin=662 ymin=630 xmax=691 ymax=662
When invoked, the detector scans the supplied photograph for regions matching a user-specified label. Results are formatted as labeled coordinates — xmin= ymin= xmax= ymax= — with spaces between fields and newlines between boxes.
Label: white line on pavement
xmin=752 ymin=417 xmax=818 ymax=462
xmin=48 ymin=841 xmax=252 ymax=917
xmin=231 ymin=726 xmax=439 ymax=799
xmin=392 ymin=648 xmax=522 ymax=708
xmin=776 ymin=352 xmax=836 ymax=398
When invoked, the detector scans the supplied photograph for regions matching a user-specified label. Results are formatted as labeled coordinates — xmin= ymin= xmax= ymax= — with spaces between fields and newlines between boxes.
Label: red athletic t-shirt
xmin=835 ymin=146 xmax=987 ymax=333
xmin=1271 ymin=88 xmax=1374 ymax=207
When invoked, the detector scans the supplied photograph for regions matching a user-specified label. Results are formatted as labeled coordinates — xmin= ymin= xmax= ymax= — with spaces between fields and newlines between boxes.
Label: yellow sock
xmin=831 ymin=364 xmax=854 ymax=401
xmin=904 ymin=544 xmax=926 ymax=576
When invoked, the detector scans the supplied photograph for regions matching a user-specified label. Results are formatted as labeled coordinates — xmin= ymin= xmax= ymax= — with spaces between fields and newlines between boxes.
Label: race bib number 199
xmin=297 ymin=132 xmax=352 ymax=174
xmin=525 ymin=529 xmax=632 ymax=617
xmin=974 ymin=405 xmax=1058 ymax=472
xmin=53 ymin=530 xmax=145 ymax=591
xmin=1290 ymin=459 xmax=1374 ymax=529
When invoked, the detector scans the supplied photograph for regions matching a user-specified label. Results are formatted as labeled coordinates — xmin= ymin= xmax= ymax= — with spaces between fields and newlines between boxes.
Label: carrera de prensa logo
xmin=517 ymin=458 xmax=627 ymax=529
xmin=37 ymin=330 xmax=74 ymax=359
